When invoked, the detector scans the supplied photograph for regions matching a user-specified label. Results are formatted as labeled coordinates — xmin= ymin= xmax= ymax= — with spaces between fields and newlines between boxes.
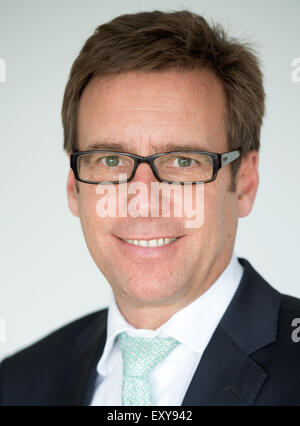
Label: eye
xmin=101 ymin=155 xmax=123 ymax=167
xmin=173 ymin=157 xmax=196 ymax=167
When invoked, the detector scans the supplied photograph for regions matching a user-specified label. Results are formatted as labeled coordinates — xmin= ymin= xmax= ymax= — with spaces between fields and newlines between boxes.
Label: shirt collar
xmin=97 ymin=253 xmax=244 ymax=376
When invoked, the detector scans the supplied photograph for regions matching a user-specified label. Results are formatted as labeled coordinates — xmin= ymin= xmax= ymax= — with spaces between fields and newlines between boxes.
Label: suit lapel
xmin=181 ymin=325 xmax=267 ymax=405
xmin=48 ymin=310 xmax=108 ymax=405
xmin=182 ymin=257 xmax=281 ymax=406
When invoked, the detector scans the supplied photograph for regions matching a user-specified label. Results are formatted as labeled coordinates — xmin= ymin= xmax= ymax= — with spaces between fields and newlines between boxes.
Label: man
xmin=1 ymin=10 xmax=300 ymax=406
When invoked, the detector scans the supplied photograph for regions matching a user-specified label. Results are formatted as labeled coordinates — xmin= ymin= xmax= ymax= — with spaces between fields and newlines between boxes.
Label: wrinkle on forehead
xmin=78 ymin=70 xmax=227 ymax=152
xmin=80 ymin=70 xmax=221 ymax=112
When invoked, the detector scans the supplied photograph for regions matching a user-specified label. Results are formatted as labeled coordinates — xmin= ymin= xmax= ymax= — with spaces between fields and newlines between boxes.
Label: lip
xmin=116 ymin=235 xmax=182 ymax=241
xmin=113 ymin=235 xmax=183 ymax=259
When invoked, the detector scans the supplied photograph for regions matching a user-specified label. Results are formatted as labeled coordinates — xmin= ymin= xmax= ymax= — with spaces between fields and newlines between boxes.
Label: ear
xmin=236 ymin=151 xmax=259 ymax=218
xmin=67 ymin=168 xmax=79 ymax=217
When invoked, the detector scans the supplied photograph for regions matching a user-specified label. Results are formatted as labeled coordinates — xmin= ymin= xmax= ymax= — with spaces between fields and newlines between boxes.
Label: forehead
xmin=78 ymin=69 xmax=227 ymax=153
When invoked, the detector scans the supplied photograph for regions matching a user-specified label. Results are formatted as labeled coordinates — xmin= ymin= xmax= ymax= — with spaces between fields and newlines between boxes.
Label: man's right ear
xmin=67 ymin=169 xmax=79 ymax=217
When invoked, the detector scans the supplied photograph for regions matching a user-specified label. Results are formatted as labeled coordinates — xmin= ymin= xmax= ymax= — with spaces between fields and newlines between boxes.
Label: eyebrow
xmin=84 ymin=141 xmax=211 ymax=154
xmin=85 ymin=142 xmax=132 ymax=152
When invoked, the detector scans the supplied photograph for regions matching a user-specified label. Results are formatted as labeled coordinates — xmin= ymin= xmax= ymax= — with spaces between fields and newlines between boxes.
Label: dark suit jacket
xmin=1 ymin=257 xmax=300 ymax=406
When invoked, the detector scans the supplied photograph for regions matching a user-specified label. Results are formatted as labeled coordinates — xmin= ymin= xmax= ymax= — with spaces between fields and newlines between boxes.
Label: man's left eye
xmin=173 ymin=157 xmax=196 ymax=167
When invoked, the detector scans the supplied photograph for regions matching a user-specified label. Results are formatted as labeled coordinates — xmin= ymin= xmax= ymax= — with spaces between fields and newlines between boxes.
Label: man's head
xmin=62 ymin=11 xmax=264 ymax=326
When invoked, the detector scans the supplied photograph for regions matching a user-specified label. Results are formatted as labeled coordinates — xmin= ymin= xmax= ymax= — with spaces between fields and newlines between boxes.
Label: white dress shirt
xmin=90 ymin=253 xmax=244 ymax=406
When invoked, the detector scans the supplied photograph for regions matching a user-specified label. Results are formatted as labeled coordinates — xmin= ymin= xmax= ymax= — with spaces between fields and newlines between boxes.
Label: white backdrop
xmin=0 ymin=0 xmax=299 ymax=360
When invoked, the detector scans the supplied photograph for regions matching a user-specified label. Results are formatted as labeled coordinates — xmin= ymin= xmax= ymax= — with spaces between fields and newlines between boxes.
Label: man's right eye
xmin=100 ymin=155 xmax=122 ymax=167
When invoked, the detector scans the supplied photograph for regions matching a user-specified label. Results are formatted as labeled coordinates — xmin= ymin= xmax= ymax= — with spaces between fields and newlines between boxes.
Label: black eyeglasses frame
xmin=70 ymin=149 xmax=241 ymax=185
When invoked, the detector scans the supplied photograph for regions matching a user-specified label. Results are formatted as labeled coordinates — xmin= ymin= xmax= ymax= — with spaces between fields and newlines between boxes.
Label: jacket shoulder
xmin=280 ymin=293 xmax=300 ymax=313
xmin=0 ymin=308 xmax=107 ymax=403
xmin=275 ymin=293 xmax=300 ymax=336
xmin=2 ymin=308 xmax=107 ymax=364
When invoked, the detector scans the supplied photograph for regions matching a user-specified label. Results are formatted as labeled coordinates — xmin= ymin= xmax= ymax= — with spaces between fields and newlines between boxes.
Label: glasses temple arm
xmin=220 ymin=150 xmax=241 ymax=168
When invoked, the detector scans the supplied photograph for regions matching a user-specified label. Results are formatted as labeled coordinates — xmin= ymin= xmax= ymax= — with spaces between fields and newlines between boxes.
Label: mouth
xmin=113 ymin=235 xmax=183 ymax=259
xmin=121 ymin=237 xmax=179 ymax=248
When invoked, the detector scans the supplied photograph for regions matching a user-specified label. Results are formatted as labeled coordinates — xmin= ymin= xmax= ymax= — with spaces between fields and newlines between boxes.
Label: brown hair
xmin=62 ymin=10 xmax=265 ymax=190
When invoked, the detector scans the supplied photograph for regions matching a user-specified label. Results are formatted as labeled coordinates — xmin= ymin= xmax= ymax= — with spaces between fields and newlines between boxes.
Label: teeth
xmin=158 ymin=238 xmax=164 ymax=247
xmin=123 ymin=237 xmax=178 ymax=247
xmin=148 ymin=239 xmax=157 ymax=247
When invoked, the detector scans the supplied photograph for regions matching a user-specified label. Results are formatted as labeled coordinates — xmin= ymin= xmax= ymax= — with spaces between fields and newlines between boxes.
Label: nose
xmin=126 ymin=162 xmax=160 ymax=217
xmin=131 ymin=161 xmax=158 ymax=184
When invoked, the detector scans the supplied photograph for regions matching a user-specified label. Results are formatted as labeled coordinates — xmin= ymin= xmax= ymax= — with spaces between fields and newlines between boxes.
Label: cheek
xmin=210 ymin=186 xmax=238 ymax=247
xmin=78 ymin=190 xmax=97 ymax=226
xmin=77 ymin=188 xmax=111 ymax=246
xmin=195 ymin=181 xmax=235 ymax=249
xmin=179 ymin=186 xmax=221 ymax=260
xmin=203 ymin=184 xmax=223 ymax=228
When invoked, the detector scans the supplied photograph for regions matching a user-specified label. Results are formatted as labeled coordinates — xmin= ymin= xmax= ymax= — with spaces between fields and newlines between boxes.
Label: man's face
xmin=67 ymin=69 xmax=258 ymax=315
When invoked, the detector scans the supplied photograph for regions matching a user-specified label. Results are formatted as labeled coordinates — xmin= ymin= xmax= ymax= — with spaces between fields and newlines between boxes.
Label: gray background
xmin=0 ymin=0 xmax=299 ymax=359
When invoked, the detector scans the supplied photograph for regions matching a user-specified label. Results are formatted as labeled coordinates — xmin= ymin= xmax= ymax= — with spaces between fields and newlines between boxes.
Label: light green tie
xmin=118 ymin=331 xmax=180 ymax=406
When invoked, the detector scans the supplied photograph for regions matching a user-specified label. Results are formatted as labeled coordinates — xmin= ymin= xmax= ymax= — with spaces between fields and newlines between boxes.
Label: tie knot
xmin=118 ymin=331 xmax=180 ymax=378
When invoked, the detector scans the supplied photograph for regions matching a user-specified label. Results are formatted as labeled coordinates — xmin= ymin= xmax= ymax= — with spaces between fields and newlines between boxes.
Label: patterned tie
xmin=118 ymin=331 xmax=180 ymax=406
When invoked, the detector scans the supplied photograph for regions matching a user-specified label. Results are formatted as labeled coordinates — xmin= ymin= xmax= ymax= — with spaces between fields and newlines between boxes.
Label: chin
xmin=115 ymin=275 xmax=186 ymax=306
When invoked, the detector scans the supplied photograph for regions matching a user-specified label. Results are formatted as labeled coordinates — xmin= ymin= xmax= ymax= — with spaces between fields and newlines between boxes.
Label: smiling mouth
xmin=120 ymin=237 xmax=180 ymax=248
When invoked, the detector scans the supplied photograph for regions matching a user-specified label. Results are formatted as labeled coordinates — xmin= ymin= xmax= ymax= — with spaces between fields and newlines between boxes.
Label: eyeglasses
xmin=70 ymin=149 xmax=241 ymax=184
